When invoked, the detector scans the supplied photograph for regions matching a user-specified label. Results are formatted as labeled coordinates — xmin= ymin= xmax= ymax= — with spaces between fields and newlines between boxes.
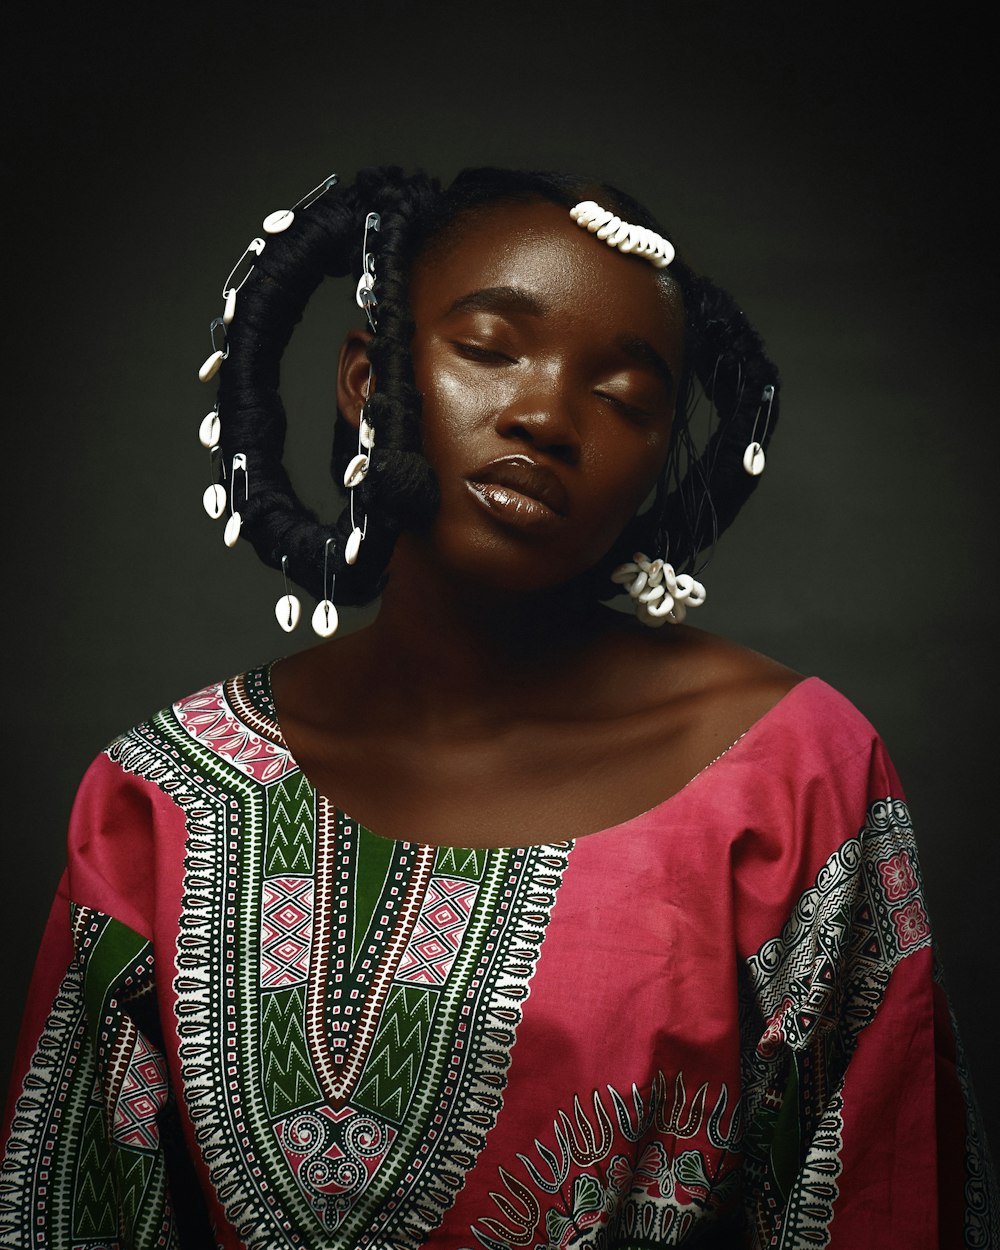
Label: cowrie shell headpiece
xmin=569 ymin=201 xmax=675 ymax=269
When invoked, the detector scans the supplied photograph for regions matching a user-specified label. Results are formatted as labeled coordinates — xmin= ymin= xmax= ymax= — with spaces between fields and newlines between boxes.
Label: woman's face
xmin=407 ymin=197 xmax=686 ymax=593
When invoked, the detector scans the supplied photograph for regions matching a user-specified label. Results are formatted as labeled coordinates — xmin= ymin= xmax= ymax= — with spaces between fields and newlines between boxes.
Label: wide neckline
xmin=258 ymin=663 xmax=818 ymax=852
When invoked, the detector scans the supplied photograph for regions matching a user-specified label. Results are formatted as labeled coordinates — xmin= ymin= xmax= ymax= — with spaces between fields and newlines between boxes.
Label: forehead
xmin=409 ymin=198 xmax=685 ymax=344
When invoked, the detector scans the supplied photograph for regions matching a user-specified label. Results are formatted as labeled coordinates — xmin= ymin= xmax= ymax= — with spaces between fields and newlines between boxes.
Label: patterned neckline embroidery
xmin=117 ymin=668 xmax=574 ymax=1247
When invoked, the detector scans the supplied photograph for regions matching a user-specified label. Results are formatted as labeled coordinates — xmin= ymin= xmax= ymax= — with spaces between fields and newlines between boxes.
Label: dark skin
xmin=271 ymin=200 xmax=799 ymax=847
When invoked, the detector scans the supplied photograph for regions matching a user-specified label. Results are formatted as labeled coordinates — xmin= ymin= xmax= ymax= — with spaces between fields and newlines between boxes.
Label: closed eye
xmin=452 ymin=341 xmax=517 ymax=364
xmin=595 ymin=391 xmax=651 ymax=421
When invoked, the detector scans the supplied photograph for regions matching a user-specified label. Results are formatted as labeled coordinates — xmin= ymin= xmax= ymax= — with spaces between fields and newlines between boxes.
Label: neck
xmin=359 ymin=535 xmax=612 ymax=730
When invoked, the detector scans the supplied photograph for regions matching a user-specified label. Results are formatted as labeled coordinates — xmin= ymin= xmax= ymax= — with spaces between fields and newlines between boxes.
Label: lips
xmin=465 ymin=455 xmax=570 ymax=531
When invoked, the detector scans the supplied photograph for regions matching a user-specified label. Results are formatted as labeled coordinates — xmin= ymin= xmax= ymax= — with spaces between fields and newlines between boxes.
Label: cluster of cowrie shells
xmin=569 ymin=201 xmax=675 ymax=269
xmin=611 ymin=552 xmax=706 ymax=627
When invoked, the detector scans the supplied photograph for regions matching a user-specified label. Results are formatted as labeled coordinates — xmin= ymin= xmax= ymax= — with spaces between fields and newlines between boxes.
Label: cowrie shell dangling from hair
xmin=345 ymin=526 xmax=363 ymax=565
xmin=360 ymin=415 xmax=375 ymax=450
xmin=343 ymin=453 xmax=369 ymax=489
xmin=263 ymin=209 xmax=295 ymax=234
xmin=222 ymin=287 xmax=238 ymax=325
xmin=311 ymin=599 xmax=339 ymax=638
xmin=203 ymin=483 xmax=226 ymax=519
xmin=199 ymin=350 xmax=224 ymax=383
xmin=275 ymin=593 xmax=301 ymax=632
xmin=743 ymin=442 xmax=766 ymax=476
xmin=199 ymin=410 xmax=221 ymax=449
xmin=224 ymin=512 xmax=242 ymax=547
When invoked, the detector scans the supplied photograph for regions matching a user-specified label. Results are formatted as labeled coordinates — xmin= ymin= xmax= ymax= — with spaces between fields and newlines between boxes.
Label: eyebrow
xmin=616 ymin=335 xmax=675 ymax=394
xmin=444 ymin=285 xmax=548 ymax=318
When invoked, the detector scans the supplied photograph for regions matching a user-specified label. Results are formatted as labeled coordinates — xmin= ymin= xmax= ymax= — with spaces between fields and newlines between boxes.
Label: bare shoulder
xmin=603 ymin=616 xmax=804 ymax=766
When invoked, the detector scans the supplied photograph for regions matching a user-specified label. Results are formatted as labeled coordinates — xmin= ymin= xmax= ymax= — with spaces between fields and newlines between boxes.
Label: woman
xmin=1 ymin=166 xmax=993 ymax=1248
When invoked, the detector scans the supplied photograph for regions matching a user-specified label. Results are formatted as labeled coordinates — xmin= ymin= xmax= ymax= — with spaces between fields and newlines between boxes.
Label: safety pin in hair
xmin=743 ymin=383 xmax=775 ymax=477
xmin=199 ymin=317 xmax=230 ymax=383
xmin=222 ymin=237 xmax=266 ymax=325
xmin=347 ymin=487 xmax=368 ymax=565
xmin=312 ymin=538 xmax=339 ymax=637
xmin=356 ymin=211 xmax=381 ymax=330
xmin=203 ymin=445 xmax=227 ymax=519
xmin=224 ymin=453 xmax=248 ymax=547
xmin=262 ymin=172 xmax=339 ymax=235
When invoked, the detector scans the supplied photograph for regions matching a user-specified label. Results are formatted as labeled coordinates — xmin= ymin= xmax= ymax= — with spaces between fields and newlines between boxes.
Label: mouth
xmin=465 ymin=455 xmax=569 ymax=531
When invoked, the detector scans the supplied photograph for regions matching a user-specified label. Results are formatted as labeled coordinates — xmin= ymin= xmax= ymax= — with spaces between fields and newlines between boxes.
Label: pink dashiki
xmin=1 ymin=668 xmax=995 ymax=1248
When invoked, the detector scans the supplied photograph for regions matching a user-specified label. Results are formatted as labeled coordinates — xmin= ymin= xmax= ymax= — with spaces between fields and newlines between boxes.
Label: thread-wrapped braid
xmin=217 ymin=168 xmax=440 ymax=603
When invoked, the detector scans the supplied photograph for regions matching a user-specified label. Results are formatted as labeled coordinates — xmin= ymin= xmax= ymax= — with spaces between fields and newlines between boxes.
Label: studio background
xmin=3 ymin=3 xmax=995 ymax=1148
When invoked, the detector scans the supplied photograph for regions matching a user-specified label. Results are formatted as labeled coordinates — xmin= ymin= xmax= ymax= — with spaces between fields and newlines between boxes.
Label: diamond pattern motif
xmin=395 ymin=877 xmax=478 ymax=986
xmin=111 ymin=1032 xmax=168 ymax=1152
xmin=261 ymin=877 xmax=314 ymax=988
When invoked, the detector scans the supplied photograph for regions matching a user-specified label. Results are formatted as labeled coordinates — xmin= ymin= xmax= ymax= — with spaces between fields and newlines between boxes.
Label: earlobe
xmin=336 ymin=329 xmax=375 ymax=429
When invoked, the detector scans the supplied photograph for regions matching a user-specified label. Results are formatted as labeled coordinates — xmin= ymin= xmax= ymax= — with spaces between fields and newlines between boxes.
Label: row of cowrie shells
xmin=610 ymin=551 xmax=706 ymax=627
xmin=569 ymin=201 xmax=675 ymax=269
xmin=196 ymin=182 xmax=340 ymax=520
xmin=198 ymin=176 xmax=364 ymax=631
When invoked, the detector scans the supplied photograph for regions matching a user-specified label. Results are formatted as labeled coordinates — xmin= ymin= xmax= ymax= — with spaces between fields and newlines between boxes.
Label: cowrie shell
xmin=311 ymin=599 xmax=339 ymax=638
xmin=343 ymin=453 xmax=369 ymax=489
xmin=628 ymin=571 xmax=648 ymax=598
xmin=743 ymin=441 xmax=765 ymax=476
xmin=203 ymin=483 xmax=226 ymax=519
xmin=199 ymin=411 xmax=221 ymax=449
xmin=673 ymin=574 xmax=695 ymax=601
xmin=223 ymin=287 xmax=237 ymax=325
xmin=646 ymin=593 xmax=676 ymax=618
xmin=360 ymin=416 xmax=375 ymax=449
xmin=263 ymin=209 xmax=294 ymax=234
xmin=199 ymin=349 xmax=224 ymax=383
xmin=275 ymin=593 xmax=301 ymax=632
xmin=345 ymin=526 xmax=363 ymax=565
xmin=224 ymin=512 xmax=242 ymax=548
xmin=355 ymin=273 xmax=375 ymax=309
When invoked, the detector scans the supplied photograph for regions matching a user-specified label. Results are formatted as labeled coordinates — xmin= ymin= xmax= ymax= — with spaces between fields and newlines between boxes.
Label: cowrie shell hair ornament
xmin=203 ymin=446 xmax=226 ymax=518
xmin=262 ymin=174 xmax=338 ymax=236
xmin=570 ymin=201 xmax=675 ymax=269
xmin=311 ymin=538 xmax=340 ymax=637
xmin=743 ymin=383 xmax=775 ymax=477
xmin=276 ymin=555 xmax=302 ymax=632
xmin=611 ymin=552 xmax=706 ymax=627
xmin=224 ymin=453 xmax=248 ymax=547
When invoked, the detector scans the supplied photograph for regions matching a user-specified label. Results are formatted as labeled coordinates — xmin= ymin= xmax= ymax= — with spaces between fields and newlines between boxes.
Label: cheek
xmin=585 ymin=430 xmax=672 ymax=529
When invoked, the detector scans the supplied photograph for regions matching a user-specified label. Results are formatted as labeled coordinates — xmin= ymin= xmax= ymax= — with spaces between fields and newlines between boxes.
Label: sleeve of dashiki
xmin=735 ymin=713 xmax=998 ymax=1250
xmin=0 ymin=753 xmax=214 ymax=1250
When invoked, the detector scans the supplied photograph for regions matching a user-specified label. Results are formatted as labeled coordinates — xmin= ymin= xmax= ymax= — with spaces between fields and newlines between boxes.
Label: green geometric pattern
xmin=434 ymin=844 xmax=488 ymax=881
xmin=265 ymin=772 xmax=315 ymax=875
xmin=72 ymin=1104 xmax=118 ymax=1239
xmin=261 ymin=987 xmax=322 ymax=1117
xmin=352 ymin=824 xmax=399 ymax=962
xmin=353 ymin=985 xmax=437 ymax=1122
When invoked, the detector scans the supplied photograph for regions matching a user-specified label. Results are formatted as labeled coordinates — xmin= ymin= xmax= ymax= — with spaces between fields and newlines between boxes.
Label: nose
xmin=494 ymin=370 xmax=582 ymax=465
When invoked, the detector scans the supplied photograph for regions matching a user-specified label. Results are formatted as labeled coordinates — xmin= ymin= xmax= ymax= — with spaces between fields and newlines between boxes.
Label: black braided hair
xmin=213 ymin=165 xmax=780 ymax=606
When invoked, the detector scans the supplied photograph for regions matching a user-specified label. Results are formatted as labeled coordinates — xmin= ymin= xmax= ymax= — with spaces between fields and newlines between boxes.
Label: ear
xmin=336 ymin=329 xmax=375 ymax=430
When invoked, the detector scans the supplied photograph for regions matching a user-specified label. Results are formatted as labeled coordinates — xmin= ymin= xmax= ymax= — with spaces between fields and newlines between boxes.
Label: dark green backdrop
xmin=3 ymin=3 xmax=996 ymax=1148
